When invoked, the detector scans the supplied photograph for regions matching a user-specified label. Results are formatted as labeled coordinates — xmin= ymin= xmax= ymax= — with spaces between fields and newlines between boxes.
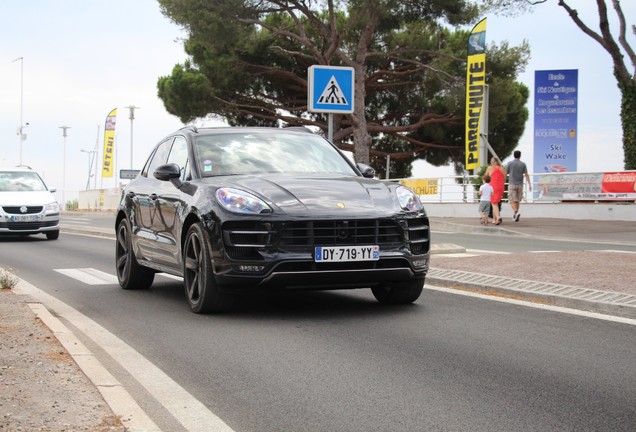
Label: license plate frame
xmin=314 ymin=245 xmax=379 ymax=262
xmin=10 ymin=214 xmax=41 ymax=222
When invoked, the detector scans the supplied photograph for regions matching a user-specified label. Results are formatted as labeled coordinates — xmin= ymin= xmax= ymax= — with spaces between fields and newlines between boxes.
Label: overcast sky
xmin=1 ymin=0 xmax=633 ymax=201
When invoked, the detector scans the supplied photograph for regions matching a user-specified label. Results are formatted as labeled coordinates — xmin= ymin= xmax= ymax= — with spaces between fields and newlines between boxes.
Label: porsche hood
xmin=217 ymin=174 xmax=401 ymax=215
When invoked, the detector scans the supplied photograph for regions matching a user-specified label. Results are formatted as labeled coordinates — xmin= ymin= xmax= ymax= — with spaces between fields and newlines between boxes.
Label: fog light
xmin=412 ymin=259 xmax=428 ymax=268
xmin=236 ymin=265 xmax=265 ymax=272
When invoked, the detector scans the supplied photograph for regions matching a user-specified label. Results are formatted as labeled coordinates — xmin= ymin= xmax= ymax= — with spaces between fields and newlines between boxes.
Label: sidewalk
xmin=1 ymin=217 xmax=635 ymax=431
xmin=428 ymin=217 xmax=636 ymax=320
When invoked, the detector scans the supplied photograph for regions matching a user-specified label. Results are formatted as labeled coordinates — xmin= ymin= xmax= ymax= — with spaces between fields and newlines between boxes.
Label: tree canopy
xmin=482 ymin=0 xmax=636 ymax=170
xmin=157 ymin=0 xmax=530 ymax=175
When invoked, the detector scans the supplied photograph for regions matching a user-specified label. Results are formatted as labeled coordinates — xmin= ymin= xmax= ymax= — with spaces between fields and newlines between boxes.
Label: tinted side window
xmin=166 ymin=136 xmax=190 ymax=181
xmin=144 ymin=138 xmax=174 ymax=178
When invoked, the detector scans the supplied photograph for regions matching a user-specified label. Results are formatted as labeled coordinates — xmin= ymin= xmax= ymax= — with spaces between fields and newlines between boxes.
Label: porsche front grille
xmin=222 ymin=218 xmax=430 ymax=260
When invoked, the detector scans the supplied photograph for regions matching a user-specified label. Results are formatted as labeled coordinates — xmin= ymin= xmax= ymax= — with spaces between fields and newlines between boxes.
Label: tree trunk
xmin=619 ymin=79 xmax=636 ymax=170
xmin=351 ymin=66 xmax=371 ymax=164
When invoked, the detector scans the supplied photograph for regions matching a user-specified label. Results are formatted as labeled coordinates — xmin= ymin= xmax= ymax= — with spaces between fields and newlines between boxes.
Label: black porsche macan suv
xmin=116 ymin=126 xmax=430 ymax=313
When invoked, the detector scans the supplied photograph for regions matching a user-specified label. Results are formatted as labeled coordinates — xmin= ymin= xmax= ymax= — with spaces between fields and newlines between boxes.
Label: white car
xmin=0 ymin=166 xmax=60 ymax=240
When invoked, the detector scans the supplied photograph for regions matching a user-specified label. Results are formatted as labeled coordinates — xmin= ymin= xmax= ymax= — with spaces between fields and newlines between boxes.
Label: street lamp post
xmin=12 ymin=57 xmax=26 ymax=165
xmin=80 ymin=149 xmax=97 ymax=190
xmin=125 ymin=105 xmax=140 ymax=169
xmin=59 ymin=126 xmax=71 ymax=208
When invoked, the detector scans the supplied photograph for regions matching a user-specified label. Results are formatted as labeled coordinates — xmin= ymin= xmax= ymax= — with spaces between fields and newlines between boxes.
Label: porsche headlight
xmin=216 ymin=188 xmax=272 ymax=214
xmin=396 ymin=186 xmax=423 ymax=212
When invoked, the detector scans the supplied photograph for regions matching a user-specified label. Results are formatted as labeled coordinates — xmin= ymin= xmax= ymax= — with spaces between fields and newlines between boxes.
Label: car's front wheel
xmin=116 ymin=218 xmax=154 ymax=290
xmin=183 ymin=223 xmax=234 ymax=314
xmin=371 ymin=277 xmax=424 ymax=305
xmin=45 ymin=230 xmax=59 ymax=240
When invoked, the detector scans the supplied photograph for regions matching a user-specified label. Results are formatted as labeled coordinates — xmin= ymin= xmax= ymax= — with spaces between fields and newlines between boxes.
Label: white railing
xmin=390 ymin=173 xmax=541 ymax=204
xmin=393 ymin=170 xmax=636 ymax=204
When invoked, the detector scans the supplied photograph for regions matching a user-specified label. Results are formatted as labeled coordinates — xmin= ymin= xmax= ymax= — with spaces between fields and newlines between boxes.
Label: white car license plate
xmin=10 ymin=214 xmax=40 ymax=222
xmin=315 ymin=245 xmax=379 ymax=262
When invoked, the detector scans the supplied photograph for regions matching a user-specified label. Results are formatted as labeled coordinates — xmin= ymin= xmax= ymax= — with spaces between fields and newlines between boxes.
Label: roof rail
xmin=180 ymin=125 xmax=198 ymax=133
xmin=284 ymin=126 xmax=314 ymax=134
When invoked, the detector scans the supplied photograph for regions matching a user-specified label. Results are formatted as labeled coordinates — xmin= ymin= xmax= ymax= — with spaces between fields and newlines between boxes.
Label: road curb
xmin=426 ymin=268 xmax=636 ymax=319
xmin=17 ymin=281 xmax=162 ymax=432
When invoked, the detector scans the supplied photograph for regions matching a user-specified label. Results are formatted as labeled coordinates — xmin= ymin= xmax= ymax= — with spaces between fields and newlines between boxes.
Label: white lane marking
xmin=528 ymin=250 xmax=562 ymax=253
xmin=61 ymin=218 xmax=93 ymax=224
xmin=15 ymin=278 xmax=237 ymax=432
xmin=589 ymin=249 xmax=636 ymax=254
xmin=464 ymin=249 xmax=510 ymax=255
xmin=55 ymin=268 xmax=119 ymax=285
xmin=425 ymin=284 xmax=636 ymax=326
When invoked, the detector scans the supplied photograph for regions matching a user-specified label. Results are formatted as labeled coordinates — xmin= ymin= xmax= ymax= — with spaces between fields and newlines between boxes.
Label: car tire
xmin=371 ymin=277 xmax=424 ymax=305
xmin=183 ymin=223 xmax=234 ymax=314
xmin=116 ymin=218 xmax=154 ymax=290
xmin=45 ymin=230 xmax=59 ymax=240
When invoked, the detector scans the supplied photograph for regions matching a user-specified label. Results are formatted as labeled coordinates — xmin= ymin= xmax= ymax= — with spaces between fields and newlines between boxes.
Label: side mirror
xmin=154 ymin=163 xmax=183 ymax=189
xmin=356 ymin=163 xmax=376 ymax=178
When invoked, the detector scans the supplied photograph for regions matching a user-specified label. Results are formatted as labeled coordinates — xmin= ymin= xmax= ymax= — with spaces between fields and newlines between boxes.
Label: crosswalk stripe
xmin=54 ymin=268 xmax=181 ymax=285
xmin=54 ymin=268 xmax=119 ymax=285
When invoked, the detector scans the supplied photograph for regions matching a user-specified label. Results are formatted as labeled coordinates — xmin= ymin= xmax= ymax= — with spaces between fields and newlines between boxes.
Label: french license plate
xmin=10 ymin=214 xmax=40 ymax=222
xmin=315 ymin=245 xmax=379 ymax=262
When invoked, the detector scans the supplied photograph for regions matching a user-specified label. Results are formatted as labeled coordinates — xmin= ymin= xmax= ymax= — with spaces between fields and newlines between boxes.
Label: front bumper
xmin=0 ymin=210 xmax=60 ymax=234
xmin=210 ymin=215 xmax=431 ymax=291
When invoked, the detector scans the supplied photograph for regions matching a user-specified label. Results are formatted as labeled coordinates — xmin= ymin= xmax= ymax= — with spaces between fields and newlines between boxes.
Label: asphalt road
xmin=1 ymin=232 xmax=635 ymax=431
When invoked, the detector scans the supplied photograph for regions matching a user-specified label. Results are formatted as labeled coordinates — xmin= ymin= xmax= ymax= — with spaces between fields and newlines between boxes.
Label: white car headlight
xmin=396 ymin=186 xmax=423 ymax=212
xmin=216 ymin=188 xmax=272 ymax=214
xmin=45 ymin=202 xmax=60 ymax=213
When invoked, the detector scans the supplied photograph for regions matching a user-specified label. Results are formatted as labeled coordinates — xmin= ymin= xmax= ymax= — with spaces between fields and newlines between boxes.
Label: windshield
xmin=193 ymin=131 xmax=357 ymax=177
xmin=0 ymin=171 xmax=48 ymax=192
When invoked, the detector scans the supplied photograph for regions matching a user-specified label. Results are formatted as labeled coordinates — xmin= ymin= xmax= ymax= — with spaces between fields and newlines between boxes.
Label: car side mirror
xmin=154 ymin=163 xmax=183 ymax=189
xmin=356 ymin=163 xmax=376 ymax=178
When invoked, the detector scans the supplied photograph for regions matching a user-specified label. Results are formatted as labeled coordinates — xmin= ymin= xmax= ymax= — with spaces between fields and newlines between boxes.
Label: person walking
xmin=485 ymin=157 xmax=505 ymax=225
xmin=506 ymin=150 xmax=532 ymax=222
xmin=478 ymin=174 xmax=493 ymax=224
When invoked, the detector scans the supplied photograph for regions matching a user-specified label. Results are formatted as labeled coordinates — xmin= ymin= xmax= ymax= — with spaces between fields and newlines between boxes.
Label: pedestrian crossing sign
xmin=308 ymin=65 xmax=354 ymax=113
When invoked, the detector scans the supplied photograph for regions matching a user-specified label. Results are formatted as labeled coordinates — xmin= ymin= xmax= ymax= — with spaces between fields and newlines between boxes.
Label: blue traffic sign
xmin=308 ymin=65 xmax=354 ymax=113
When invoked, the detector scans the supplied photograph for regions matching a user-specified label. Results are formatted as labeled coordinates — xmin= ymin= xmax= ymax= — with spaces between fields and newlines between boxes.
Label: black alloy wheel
xmin=183 ymin=223 xmax=233 ymax=314
xmin=116 ymin=218 xmax=154 ymax=290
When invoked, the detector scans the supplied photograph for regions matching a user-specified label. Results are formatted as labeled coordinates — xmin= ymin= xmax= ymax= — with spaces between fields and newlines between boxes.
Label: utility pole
xmin=12 ymin=57 xmax=27 ymax=165
xmin=125 ymin=105 xmax=140 ymax=169
xmin=59 ymin=126 xmax=71 ymax=207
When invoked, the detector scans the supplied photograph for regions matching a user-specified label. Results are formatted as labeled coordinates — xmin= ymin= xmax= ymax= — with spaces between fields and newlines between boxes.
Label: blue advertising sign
xmin=308 ymin=66 xmax=354 ymax=113
xmin=534 ymin=69 xmax=578 ymax=174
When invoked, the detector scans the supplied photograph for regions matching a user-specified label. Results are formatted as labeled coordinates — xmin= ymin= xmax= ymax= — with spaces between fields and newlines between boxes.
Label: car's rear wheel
xmin=45 ymin=230 xmax=59 ymax=240
xmin=116 ymin=218 xmax=154 ymax=290
xmin=371 ymin=277 xmax=424 ymax=305
xmin=183 ymin=223 xmax=234 ymax=314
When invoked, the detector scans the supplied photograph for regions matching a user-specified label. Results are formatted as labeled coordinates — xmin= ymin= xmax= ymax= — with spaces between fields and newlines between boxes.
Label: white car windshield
xmin=193 ymin=132 xmax=357 ymax=177
xmin=0 ymin=172 xmax=48 ymax=192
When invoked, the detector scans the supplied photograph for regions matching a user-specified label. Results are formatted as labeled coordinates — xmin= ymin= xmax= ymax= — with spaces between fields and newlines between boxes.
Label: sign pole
xmin=307 ymin=65 xmax=354 ymax=144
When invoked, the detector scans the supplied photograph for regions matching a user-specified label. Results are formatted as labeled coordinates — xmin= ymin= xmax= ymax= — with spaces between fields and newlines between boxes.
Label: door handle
xmin=127 ymin=191 xmax=136 ymax=198
xmin=150 ymin=193 xmax=158 ymax=201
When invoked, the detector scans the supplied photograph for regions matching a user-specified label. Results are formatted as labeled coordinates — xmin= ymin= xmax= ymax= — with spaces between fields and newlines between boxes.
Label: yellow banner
xmin=102 ymin=108 xmax=117 ymax=178
xmin=399 ymin=179 xmax=438 ymax=195
xmin=465 ymin=18 xmax=487 ymax=171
